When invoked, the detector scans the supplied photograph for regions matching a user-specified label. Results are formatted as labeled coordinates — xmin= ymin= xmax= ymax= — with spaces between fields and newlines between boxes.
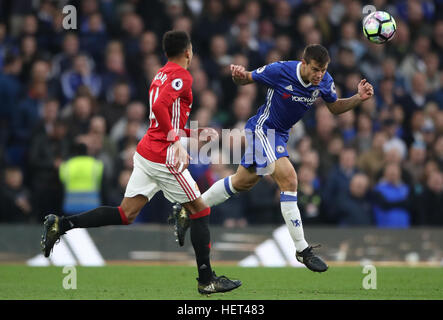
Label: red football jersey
xmin=137 ymin=61 xmax=193 ymax=164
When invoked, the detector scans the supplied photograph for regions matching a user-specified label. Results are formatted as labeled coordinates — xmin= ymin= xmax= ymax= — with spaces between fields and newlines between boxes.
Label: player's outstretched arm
xmin=230 ymin=64 xmax=254 ymax=86
xmin=325 ymin=79 xmax=374 ymax=115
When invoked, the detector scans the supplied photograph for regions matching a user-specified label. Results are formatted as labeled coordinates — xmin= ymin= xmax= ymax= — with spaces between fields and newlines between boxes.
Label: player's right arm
xmin=151 ymin=73 xmax=191 ymax=172
xmin=231 ymin=64 xmax=254 ymax=85
xmin=231 ymin=62 xmax=283 ymax=87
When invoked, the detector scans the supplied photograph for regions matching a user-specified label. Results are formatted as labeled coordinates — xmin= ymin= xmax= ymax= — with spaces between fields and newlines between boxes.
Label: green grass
xmin=0 ymin=265 xmax=442 ymax=300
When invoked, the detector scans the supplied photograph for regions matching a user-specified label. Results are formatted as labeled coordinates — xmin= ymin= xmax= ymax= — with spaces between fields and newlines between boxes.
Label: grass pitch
xmin=1 ymin=265 xmax=442 ymax=300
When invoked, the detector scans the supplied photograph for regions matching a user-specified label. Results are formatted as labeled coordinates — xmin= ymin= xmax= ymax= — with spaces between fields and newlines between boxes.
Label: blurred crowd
xmin=0 ymin=0 xmax=442 ymax=228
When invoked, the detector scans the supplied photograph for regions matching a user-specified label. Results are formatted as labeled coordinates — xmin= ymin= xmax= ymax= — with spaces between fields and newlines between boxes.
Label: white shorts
xmin=124 ymin=152 xmax=201 ymax=204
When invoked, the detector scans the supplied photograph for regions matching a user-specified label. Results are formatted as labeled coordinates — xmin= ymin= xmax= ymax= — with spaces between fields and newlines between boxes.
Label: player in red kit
xmin=40 ymin=31 xmax=241 ymax=295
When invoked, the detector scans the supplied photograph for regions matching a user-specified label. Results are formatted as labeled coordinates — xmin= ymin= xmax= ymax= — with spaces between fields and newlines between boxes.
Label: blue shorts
xmin=240 ymin=124 xmax=289 ymax=175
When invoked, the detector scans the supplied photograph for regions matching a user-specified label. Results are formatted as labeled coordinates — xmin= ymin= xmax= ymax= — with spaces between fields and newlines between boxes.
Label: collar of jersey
xmin=296 ymin=62 xmax=311 ymax=88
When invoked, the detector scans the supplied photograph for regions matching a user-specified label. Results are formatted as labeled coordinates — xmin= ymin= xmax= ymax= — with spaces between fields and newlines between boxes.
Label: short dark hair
xmin=162 ymin=30 xmax=191 ymax=58
xmin=302 ymin=44 xmax=330 ymax=66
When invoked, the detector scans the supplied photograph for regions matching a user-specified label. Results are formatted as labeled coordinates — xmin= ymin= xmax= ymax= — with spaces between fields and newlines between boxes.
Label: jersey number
xmin=149 ymin=87 xmax=159 ymax=128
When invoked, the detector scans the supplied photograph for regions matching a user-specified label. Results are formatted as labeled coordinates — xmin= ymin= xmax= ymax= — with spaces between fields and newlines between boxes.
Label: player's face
xmin=306 ymin=60 xmax=328 ymax=85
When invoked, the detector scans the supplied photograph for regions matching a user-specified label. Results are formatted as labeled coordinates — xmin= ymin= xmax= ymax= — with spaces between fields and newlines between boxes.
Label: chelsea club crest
xmin=311 ymin=89 xmax=320 ymax=100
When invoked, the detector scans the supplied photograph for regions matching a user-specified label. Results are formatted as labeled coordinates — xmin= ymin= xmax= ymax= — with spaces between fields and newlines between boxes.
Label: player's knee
xmin=231 ymin=173 xmax=258 ymax=192
xmin=232 ymin=179 xmax=255 ymax=191
xmin=119 ymin=205 xmax=140 ymax=224
xmin=279 ymin=177 xmax=298 ymax=192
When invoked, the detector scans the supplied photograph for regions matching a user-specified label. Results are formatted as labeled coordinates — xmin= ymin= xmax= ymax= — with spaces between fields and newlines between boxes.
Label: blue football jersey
xmin=248 ymin=60 xmax=338 ymax=137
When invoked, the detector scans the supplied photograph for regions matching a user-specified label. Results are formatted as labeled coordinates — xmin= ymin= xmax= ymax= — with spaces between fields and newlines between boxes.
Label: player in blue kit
xmin=170 ymin=44 xmax=374 ymax=272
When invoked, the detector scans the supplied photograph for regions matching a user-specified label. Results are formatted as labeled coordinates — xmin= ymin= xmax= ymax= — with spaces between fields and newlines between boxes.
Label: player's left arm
xmin=325 ymin=79 xmax=374 ymax=115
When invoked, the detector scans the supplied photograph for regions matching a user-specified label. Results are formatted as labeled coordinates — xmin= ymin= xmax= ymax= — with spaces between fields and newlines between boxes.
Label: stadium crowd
xmin=0 ymin=0 xmax=442 ymax=228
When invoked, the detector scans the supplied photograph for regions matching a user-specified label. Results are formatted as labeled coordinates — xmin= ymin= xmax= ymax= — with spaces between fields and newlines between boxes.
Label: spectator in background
xmin=421 ymin=118 xmax=437 ymax=152
xmin=329 ymin=45 xmax=357 ymax=90
xmin=399 ymin=34 xmax=430 ymax=86
xmin=203 ymin=34 xmax=231 ymax=82
xmin=10 ymin=78 xmax=47 ymax=166
xmin=30 ymin=59 xmax=59 ymax=101
xmin=19 ymin=35 xmax=39 ymax=84
xmin=403 ymin=141 xmax=427 ymax=191
xmin=311 ymin=103 xmax=338 ymax=180
xmin=397 ymin=72 xmax=430 ymax=132
xmin=60 ymin=53 xmax=101 ymax=102
xmin=100 ymin=80 xmax=131 ymax=130
xmin=0 ymin=54 xmax=22 ymax=148
xmin=120 ymin=12 xmax=145 ymax=59
xmin=273 ymin=34 xmax=292 ymax=61
xmin=230 ymin=23 xmax=262 ymax=69
xmin=64 ymin=94 xmax=93 ymax=140
xmin=423 ymin=51 xmax=440 ymax=92
xmin=351 ymin=112 xmax=373 ymax=153
xmin=135 ymin=53 xmax=161 ymax=102
xmin=245 ymin=175 xmax=280 ymax=225
xmin=322 ymin=147 xmax=359 ymax=223
xmin=100 ymin=41 xmax=131 ymax=100
xmin=372 ymin=163 xmax=411 ymax=228
xmin=193 ymin=0 xmax=230 ymax=57
xmin=31 ymin=97 xmax=58 ymax=137
xmin=415 ymin=170 xmax=443 ymax=225
xmin=28 ymin=119 xmax=69 ymax=222
xmin=386 ymin=18 xmax=411 ymax=66
xmin=207 ymin=157 xmax=247 ymax=228
xmin=297 ymin=164 xmax=323 ymax=225
xmin=336 ymin=19 xmax=366 ymax=60
xmin=272 ymin=0 xmax=292 ymax=36
xmin=257 ymin=19 xmax=275 ymax=59
xmin=115 ymin=120 xmax=142 ymax=154
xmin=293 ymin=13 xmax=316 ymax=53
xmin=432 ymin=135 xmax=443 ymax=170
xmin=51 ymin=32 xmax=80 ymax=78
xmin=173 ymin=15 xmax=193 ymax=35
xmin=381 ymin=117 xmax=407 ymax=161
xmin=336 ymin=109 xmax=356 ymax=145
xmin=78 ymin=0 xmax=100 ymax=28
xmin=77 ymin=115 xmax=117 ymax=187
xmin=198 ymin=89 xmax=219 ymax=116
xmin=109 ymin=101 xmax=147 ymax=146
xmin=79 ymin=12 xmax=109 ymax=68
xmin=190 ymin=68 xmax=209 ymax=98
xmin=0 ymin=166 xmax=32 ymax=223
xmin=379 ymin=56 xmax=407 ymax=97
xmin=376 ymin=77 xmax=397 ymax=110
xmin=128 ymin=30 xmax=159 ymax=77
xmin=403 ymin=110 xmax=425 ymax=147
xmin=335 ymin=173 xmax=373 ymax=226
xmin=59 ymin=143 xmax=104 ymax=215
xmin=107 ymin=168 xmax=132 ymax=207
xmin=300 ymin=149 xmax=321 ymax=189
xmin=357 ymin=131 xmax=387 ymax=186
xmin=229 ymin=94 xmax=252 ymax=130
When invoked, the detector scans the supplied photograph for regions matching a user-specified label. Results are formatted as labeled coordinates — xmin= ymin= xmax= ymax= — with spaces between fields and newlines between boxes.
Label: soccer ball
xmin=362 ymin=11 xmax=396 ymax=44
